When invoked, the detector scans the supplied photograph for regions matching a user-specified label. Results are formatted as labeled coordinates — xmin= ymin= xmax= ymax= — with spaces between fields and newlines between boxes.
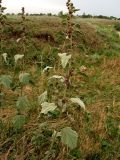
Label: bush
xmin=114 ymin=23 xmax=120 ymax=31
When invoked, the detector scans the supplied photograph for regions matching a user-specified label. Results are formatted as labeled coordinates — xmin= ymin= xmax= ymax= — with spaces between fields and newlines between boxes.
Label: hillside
xmin=0 ymin=16 xmax=120 ymax=160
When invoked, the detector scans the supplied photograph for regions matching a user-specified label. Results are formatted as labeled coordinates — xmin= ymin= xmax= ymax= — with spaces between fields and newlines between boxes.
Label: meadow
xmin=0 ymin=2 xmax=120 ymax=159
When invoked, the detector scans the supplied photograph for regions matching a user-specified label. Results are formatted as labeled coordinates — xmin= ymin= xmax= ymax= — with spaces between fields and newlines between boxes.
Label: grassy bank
xmin=0 ymin=16 xmax=120 ymax=160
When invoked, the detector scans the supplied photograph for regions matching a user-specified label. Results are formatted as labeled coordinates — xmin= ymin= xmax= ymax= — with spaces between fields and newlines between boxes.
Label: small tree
xmin=58 ymin=11 xmax=63 ymax=17
xmin=47 ymin=13 xmax=52 ymax=16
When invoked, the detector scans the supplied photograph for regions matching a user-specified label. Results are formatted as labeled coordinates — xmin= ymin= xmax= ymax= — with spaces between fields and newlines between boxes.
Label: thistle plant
xmin=21 ymin=7 xmax=26 ymax=34
xmin=21 ymin=7 xmax=26 ymax=43
xmin=21 ymin=7 xmax=25 ymax=21
xmin=19 ymin=7 xmax=26 ymax=69
xmin=56 ymin=0 xmax=80 ymax=88
xmin=0 ymin=0 xmax=7 ymax=55
xmin=66 ymin=0 xmax=79 ymax=47
xmin=0 ymin=0 xmax=7 ymax=25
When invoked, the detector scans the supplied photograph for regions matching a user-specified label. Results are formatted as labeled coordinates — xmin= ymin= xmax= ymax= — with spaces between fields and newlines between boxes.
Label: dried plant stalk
xmin=20 ymin=7 xmax=27 ymax=57
xmin=66 ymin=0 xmax=79 ymax=47
xmin=21 ymin=7 xmax=26 ymax=38
xmin=0 ymin=0 xmax=7 ymax=53
xmin=21 ymin=7 xmax=25 ymax=21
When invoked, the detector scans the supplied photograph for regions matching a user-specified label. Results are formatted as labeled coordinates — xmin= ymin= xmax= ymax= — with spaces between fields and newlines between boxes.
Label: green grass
xmin=0 ymin=16 xmax=120 ymax=160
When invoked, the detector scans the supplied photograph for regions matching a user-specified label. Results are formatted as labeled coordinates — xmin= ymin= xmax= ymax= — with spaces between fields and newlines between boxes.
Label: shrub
xmin=114 ymin=23 xmax=120 ymax=31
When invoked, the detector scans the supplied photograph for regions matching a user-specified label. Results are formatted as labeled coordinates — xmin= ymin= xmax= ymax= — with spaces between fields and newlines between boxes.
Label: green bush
xmin=114 ymin=23 xmax=120 ymax=31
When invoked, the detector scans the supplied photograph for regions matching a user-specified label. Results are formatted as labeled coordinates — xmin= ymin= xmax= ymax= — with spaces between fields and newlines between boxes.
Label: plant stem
xmin=44 ymin=131 xmax=57 ymax=160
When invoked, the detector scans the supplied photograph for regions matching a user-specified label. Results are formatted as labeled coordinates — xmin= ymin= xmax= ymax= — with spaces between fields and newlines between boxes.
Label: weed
xmin=0 ymin=0 xmax=7 ymax=55
xmin=66 ymin=0 xmax=79 ymax=47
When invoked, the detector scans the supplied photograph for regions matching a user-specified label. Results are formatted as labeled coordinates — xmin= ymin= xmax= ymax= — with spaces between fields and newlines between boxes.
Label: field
xmin=0 ymin=15 xmax=120 ymax=160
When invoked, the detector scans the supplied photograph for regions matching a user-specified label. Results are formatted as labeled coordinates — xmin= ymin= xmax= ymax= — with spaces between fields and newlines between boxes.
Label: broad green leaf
xmin=14 ymin=54 xmax=24 ymax=63
xmin=16 ymin=96 xmax=29 ymax=111
xmin=58 ymin=53 xmax=71 ymax=68
xmin=70 ymin=98 xmax=86 ymax=110
xmin=19 ymin=73 xmax=30 ymax=85
xmin=41 ymin=102 xmax=57 ymax=114
xmin=38 ymin=91 xmax=47 ymax=105
xmin=61 ymin=127 xmax=78 ymax=150
xmin=2 ymin=53 xmax=7 ymax=63
xmin=12 ymin=115 xmax=26 ymax=130
xmin=0 ymin=75 xmax=12 ymax=88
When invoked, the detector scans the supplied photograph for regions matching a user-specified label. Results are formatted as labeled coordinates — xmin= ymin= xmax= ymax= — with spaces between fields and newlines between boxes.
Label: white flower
xmin=58 ymin=53 xmax=71 ymax=69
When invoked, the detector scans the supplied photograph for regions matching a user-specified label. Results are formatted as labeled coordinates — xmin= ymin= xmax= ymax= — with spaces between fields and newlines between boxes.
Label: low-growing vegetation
xmin=0 ymin=0 xmax=120 ymax=159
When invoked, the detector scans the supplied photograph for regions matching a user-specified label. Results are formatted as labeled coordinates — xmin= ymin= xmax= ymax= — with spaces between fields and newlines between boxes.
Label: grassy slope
xmin=0 ymin=16 xmax=120 ymax=160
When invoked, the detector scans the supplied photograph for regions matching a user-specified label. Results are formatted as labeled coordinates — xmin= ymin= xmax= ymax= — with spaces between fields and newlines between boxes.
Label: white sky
xmin=3 ymin=0 xmax=120 ymax=17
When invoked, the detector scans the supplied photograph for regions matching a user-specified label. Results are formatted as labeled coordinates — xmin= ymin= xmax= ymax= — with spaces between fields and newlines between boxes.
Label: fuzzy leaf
xmin=41 ymin=102 xmax=57 ymax=114
xmin=19 ymin=73 xmax=30 ymax=85
xmin=38 ymin=91 xmax=47 ymax=105
xmin=14 ymin=54 xmax=24 ymax=63
xmin=61 ymin=127 xmax=78 ymax=149
xmin=70 ymin=98 xmax=86 ymax=110
xmin=12 ymin=115 xmax=26 ymax=130
xmin=16 ymin=96 xmax=29 ymax=111
xmin=0 ymin=75 xmax=12 ymax=88
xmin=58 ymin=53 xmax=71 ymax=68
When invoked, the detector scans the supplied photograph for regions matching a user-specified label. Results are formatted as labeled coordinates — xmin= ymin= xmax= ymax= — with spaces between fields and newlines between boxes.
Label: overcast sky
xmin=3 ymin=0 xmax=120 ymax=17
